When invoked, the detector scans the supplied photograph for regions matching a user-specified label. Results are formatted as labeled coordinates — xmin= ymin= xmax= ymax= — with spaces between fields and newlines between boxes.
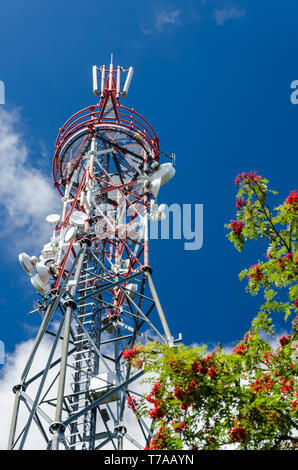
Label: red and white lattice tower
xmin=8 ymin=58 xmax=179 ymax=450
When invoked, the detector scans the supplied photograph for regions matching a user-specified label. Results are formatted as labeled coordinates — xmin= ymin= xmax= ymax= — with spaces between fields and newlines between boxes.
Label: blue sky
xmin=0 ymin=0 xmax=298 ymax=356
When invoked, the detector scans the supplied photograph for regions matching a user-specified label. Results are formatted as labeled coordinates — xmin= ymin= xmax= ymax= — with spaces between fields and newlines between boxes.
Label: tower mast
xmin=8 ymin=61 xmax=178 ymax=450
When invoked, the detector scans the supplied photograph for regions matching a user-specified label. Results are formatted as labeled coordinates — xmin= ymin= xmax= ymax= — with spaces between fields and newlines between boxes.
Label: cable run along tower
xmin=8 ymin=59 xmax=179 ymax=450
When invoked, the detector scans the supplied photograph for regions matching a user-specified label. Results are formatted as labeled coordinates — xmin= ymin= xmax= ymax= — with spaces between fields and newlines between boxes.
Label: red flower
xmin=122 ymin=346 xmax=143 ymax=361
xmin=127 ymin=396 xmax=138 ymax=413
xmin=232 ymin=342 xmax=247 ymax=356
xmin=244 ymin=331 xmax=253 ymax=343
xmin=172 ymin=420 xmax=188 ymax=433
xmin=198 ymin=364 xmax=208 ymax=374
xmin=236 ymin=197 xmax=246 ymax=209
xmin=230 ymin=426 xmax=246 ymax=442
xmin=280 ymin=378 xmax=294 ymax=395
xmin=173 ymin=386 xmax=185 ymax=401
xmin=122 ymin=347 xmax=144 ymax=369
xmin=231 ymin=220 xmax=244 ymax=235
xmin=235 ymin=171 xmax=261 ymax=186
xmin=285 ymin=253 xmax=293 ymax=262
xmin=208 ymin=367 xmax=217 ymax=379
xmin=251 ymin=375 xmax=274 ymax=393
xmin=146 ymin=392 xmax=158 ymax=405
xmin=180 ymin=402 xmax=189 ymax=410
xmin=248 ymin=264 xmax=263 ymax=282
xmin=286 ymin=190 xmax=298 ymax=206
xmin=145 ymin=427 xmax=169 ymax=450
xmin=294 ymin=300 xmax=298 ymax=310
xmin=279 ymin=335 xmax=290 ymax=348
xmin=153 ymin=381 xmax=163 ymax=394
xmin=291 ymin=400 xmax=298 ymax=412
xmin=188 ymin=379 xmax=199 ymax=393
xmin=263 ymin=352 xmax=273 ymax=366
xmin=148 ymin=404 xmax=166 ymax=420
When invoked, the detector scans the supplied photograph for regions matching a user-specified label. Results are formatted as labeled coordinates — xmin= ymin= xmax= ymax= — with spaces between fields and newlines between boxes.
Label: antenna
xmin=92 ymin=65 xmax=98 ymax=96
xmin=92 ymin=61 xmax=134 ymax=99
xmin=122 ymin=66 xmax=134 ymax=97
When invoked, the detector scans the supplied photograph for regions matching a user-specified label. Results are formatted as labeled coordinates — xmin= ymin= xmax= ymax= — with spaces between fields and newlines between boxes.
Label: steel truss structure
xmin=8 ymin=59 xmax=179 ymax=450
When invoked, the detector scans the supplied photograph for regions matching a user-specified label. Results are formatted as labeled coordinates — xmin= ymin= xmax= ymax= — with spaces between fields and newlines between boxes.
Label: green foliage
xmin=124 ymin=175 xmax=298 ymax=450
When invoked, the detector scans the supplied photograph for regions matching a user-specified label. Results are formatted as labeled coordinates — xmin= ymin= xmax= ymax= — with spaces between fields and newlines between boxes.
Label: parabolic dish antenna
xmin=18 ymin=253 xmax=36 ymax=276
xmin=31 ymin=273 xmax=50 ymax=294
xmin=150 ymin=162 xmax=175 ymax=186
xmin=65 ymin=226 xmax=77 ymax=243
xmin=70 ymin=211 xmax=88 ymax=227
xmin=35 ymin=262 xmax=50 ymax=284
xmin=46 ymin=214 xmax=61 ymax=226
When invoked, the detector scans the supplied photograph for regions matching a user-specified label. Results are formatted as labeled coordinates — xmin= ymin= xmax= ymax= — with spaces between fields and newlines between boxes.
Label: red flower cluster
xmin=173 ymin=386 xmax=185 ymax=401
xmin=148 ymin=403 xmax=166 ymax=420
xmin=251 ymin=375 xmax=274 ymax=393
xmin=230 ymin=426 xmax=246 ymax=443
xmin=280 ymin=378 xmax=294 ymax=395
xmin=147 ymin=381 xmax=167 ymax=419
xmin=235 ymin=171 xmax=262 ymax=186
xmin=127 ymin=396 xmax=138 ymax=413
xmin=285 ymin=253 xmax=293 ymax=262
xmin=144 ymin=426 xmax=169 ymax=450
xmin=231 ymin=220 xmax=244 ymax=236
xmin=244 ymin=331 xmax=253 ymax=344
xmin=208 ymin=367 xmax=217 ymax=379
xmin=279 ymin=335 xmax=290 ymax=348
xmin=146 ymin=381 xmax=164 ymax=405
xmin=291 ymin=399 xmax=298 ymax=412
xmin=286 ymin=190 xmax=298 ymax=206
xmin=263 ymin=351 xmax=273 ymax=366
xmin=277 ymin=253 xmax=294 ymax=270
xmin=236 ymin=197 xmax=246 ymax=209
xmin=188 ymin=379 xmax=200 ymax=392
xmin=294 ymin=300 xmax=298 ymax=310
xmin=169 ymin=359 xmax=184 ymax=373
xmin=122 ymin=346 xmax=144 ymax=369
xmin=122 ymin=346 xmax=143 ymax=360
xmin=248 ymin=264 xmax=263 ymax=282
xmin=192 ymin=355 xmax=215 ymax=377
xmin=173 ymin=381 xmax=198 ymax=411
xmin=232 ymin=342 xmax=247 ymax=356
xmin=172 ymin=420 xmax=188 ymax=433
xmin=153 ymin=380 xmax=163 ymax=396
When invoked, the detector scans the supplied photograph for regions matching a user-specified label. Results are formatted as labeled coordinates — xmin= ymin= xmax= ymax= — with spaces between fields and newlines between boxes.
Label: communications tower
xmin=8 ymin=59 xmax=178 ymax=450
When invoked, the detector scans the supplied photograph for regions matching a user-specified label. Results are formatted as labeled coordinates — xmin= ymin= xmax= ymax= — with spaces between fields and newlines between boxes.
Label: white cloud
xmin=214 ymin=6 xmax=246 ymax=25
xmin=0 ymin=107 xmax=59 ymax=256
xmin=140 ymin=8 xmax=181 ymax=35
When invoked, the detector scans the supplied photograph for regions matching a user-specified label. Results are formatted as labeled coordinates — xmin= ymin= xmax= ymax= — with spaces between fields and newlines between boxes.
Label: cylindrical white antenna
xmin=116 ymin=66 xmax=121 ymax=98
xmin=109 ymin=58 xmax=113 ymax=92
xmin=100 ymin=65 xmax=106 ymax=97
xmin=92 ymin=66 xmax=98 ymax=96
xmin=122 ymin=67 xmax=134 ymax=98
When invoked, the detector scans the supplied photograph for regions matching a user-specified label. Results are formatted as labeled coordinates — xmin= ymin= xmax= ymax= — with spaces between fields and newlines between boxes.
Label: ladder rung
xmin=74 ymin=348 xmax=91 ymax=354
xmin=72 ymin=357 xmax=91 ymax=363
xmin=74 ymin=339 xmax=88 ymax=344
xmin=71 ymin=379 xmax=89 ymax=385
